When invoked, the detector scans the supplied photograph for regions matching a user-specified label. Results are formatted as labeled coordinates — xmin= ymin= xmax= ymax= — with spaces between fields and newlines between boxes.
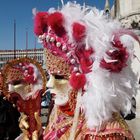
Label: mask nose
xmin=46 ymin=74 xmax=55 ymax=88
xmin=8 ymin=84 xmax=15 ymax=92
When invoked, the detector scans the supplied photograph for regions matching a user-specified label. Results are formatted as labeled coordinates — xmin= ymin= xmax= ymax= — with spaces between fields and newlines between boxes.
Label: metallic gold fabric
xmin=44 ymin=48 xmax=71 ymax=79
xmin=6 ymin=67 xmax=24 ymax=83
xmin=44 ymin=110 xmax=135 ymax=140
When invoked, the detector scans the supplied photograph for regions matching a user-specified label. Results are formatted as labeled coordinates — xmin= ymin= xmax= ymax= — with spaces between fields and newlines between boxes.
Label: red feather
xmin=48 ymin=12 xmax=65 ymax=36
xmin=76 ymin=47 xmax=94 ymax=73
xmin=24 ymin=75 xmax=36 ymax=84
xmin=72 ymin=22 xmax=86 ymax=42
xmin=100 ymin=48 xmax=129 ymax=72
xmin=34 ymin=12 xmax=48 ymax=36
xmin=100 ymin=35 xmax=130 ymax=73
xmin=27 ymin=67 xmax=34 ymax=75
xmin=69 ymin=73 xmax=86 ymax=90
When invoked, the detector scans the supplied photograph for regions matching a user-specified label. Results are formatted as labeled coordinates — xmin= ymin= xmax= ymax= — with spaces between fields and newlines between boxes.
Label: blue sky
xmin=0 ymin=0 xmax=114 ymax=50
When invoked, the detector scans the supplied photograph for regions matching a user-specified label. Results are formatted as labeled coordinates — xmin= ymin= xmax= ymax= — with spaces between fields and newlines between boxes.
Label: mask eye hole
xmin=11 ymin=80 xmax=23 ymax=85
xmin=54 ymin=75 xmax=64 ymax=80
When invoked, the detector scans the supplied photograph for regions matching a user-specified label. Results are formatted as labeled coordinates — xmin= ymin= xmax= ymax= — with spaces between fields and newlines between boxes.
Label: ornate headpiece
xmin=34 ymin=3 xmax=93 ymax=89
xmin=6 ymin=62 xmax=37 ymax=84
xmin=2 ymin=58 xmax=47 ymax=139
xmin=2 ymin=57 xmax=46 ymax=97
xmin=34 ymin=2 xmax=139 ymax=128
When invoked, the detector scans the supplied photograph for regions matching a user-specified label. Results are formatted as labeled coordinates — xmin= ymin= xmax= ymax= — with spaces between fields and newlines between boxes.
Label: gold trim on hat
xmin=44 ymin=48 xmax=71 ymax=79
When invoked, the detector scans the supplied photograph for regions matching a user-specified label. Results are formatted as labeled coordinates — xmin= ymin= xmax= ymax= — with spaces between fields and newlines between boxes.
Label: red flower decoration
xmin=72 ymin=22 xmax=86 ymax=42
xmin=100 ymin=38 xmax=129 ymax=72
xmin=23 ymin=66 xmax=37 ymax=84
xmin=28 ymin=67 xmax=34 ymax=75
xmin=69 ymin=73 xmax=86 ymax=90
xmin=24 ymin=75 xmax=36 ymax=84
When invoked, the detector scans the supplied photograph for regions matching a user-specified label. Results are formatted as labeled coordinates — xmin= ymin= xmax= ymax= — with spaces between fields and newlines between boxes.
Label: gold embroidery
xmin=113 ymin=112 xmax=129 ymax=131
xmin=68 ymin=90 xmax=77 ymax=112
xmin=44 ymin=48 xmax=70 ymax=79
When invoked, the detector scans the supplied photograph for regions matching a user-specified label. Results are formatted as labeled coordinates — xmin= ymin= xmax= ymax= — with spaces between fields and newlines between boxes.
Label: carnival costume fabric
xmin=34 ymin=2 xmax=139 ymax=140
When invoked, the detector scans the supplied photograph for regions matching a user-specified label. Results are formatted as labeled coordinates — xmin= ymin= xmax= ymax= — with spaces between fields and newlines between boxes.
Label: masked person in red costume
xmin=34 ymin=2 xmax=139 ymax=140
xmin=2 ymin=58 xmax=46 ymax=140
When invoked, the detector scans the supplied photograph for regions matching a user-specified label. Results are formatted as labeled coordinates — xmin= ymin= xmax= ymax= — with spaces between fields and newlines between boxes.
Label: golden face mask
xmin=47 ymin=74 xmax=71 ymax=106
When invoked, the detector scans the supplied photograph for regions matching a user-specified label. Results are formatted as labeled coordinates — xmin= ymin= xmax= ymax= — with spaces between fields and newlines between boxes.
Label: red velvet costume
xmin=10 ymin=90 xmax=42 ymax=137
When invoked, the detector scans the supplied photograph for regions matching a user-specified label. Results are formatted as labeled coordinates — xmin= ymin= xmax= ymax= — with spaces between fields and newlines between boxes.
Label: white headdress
xmin=34 ymin=2 xmax=139 ymax=130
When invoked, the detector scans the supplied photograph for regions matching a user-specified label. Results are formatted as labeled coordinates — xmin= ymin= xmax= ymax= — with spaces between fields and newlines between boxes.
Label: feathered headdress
xmin=34 ymin=2 xmax=139 ymax=130
xmin=6 ymin=62 xmax=38 ymax=85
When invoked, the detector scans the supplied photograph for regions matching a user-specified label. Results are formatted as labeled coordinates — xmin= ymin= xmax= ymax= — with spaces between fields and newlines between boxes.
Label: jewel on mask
xmin=66 ymin=52 xmax=71 ymax=57
xmin=39 ymin=34 xmax=45 ymax=40
xmin=42 ymin=34 xmax=46 ymax=39
xmin=22 ymin=66 xmax=26 ymax=70
xmin=73 ymin=67 xmax=78 ymax=72
xmin=46 ymin=35 xmax=50 ymax=42
xmin=50 ymin=37 xmax=55 ymax=42
xmin=76 ymin=73 xmax=80 ymax=76
xmin=25 ymin=70 xmax=28 ymax=73
xmin=38 ymin=38 xmax=43 ymax=44
xmin=38 ymin=35 xmax=43 ymax=40
xmin=57 ymin=70 xmax=60 ymax=74
xmin=70 ymin=59 xmax=75 ymax=64
xmin=56 ymin=42 xmax=61 ymax=47
xmin=62 ymin=45 xmax=67 ymax=51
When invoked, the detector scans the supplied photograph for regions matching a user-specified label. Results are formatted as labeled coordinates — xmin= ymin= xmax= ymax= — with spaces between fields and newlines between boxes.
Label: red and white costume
xmin=34 ymin=2 xmax=139 ymax=140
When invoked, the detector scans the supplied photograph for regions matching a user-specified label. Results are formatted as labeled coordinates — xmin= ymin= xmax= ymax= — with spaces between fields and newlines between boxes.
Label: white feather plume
xmin=48 ymin=2 xmax=139 ymax=130
xmin=82 ymin=8 xmax=139 ymax=129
